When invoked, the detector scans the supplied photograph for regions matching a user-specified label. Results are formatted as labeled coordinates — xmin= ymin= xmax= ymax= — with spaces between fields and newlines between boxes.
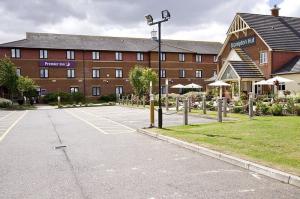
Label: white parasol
xmin=208 ymin=80 xmax=230 ymax=98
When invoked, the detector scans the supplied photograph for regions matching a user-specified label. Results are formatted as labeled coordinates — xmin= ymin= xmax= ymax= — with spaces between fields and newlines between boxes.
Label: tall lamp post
xmin=145 ymin=10 xmax=171 ymax=129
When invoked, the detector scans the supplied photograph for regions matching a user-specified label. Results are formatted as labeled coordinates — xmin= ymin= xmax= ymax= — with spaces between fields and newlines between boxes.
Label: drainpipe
xmin=82 ymin=50 xmax=86 ymax=97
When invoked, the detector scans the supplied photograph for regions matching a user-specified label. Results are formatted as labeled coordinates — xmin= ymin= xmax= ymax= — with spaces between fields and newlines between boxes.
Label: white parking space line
xmin=0 ymin=111 xmax=15 ymax=121
xmin=0 ymin=111 xmax=28 ymax=143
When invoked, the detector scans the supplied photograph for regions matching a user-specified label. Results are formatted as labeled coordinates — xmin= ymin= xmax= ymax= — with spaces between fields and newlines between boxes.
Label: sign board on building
xmin=230 ymin=36 xmax=256 ymax=49
xmin=40 ymin=61 xmax=76 ymax=67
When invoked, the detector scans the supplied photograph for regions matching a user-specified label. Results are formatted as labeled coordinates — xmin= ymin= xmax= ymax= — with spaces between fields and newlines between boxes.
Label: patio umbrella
xmin=254 ymin=80 xmax=273 ymax=85
xmin=171 ymin=84 xmax=185 ymax=88
xmin=185 ymin=83 xmax=202 ymax=89
xmin=266 ymin=76 xmax=294 ymax=97
xmin=208 ymin=80 xmax=230 ymax=98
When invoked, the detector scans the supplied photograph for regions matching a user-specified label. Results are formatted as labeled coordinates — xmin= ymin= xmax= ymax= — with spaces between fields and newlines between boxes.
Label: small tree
xmin=0 ymin=57 xmax=18 ymax=99
xmin=17 ymin=76 xmax=37 ymax=98
xmin=142 ymin=68 xmax=158 ymax=95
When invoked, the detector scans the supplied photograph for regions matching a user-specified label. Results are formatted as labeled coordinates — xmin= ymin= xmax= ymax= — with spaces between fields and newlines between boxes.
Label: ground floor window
xmin=16 ymin=68 xmax=21 ymax=76
xmin=161 ymin=85 xmax=166 ymax=94
xmin=278 ymin=83 xmax=285 ymax=91
xmin=92 ymin=87 xmax=101 ymax=96
xmin=116 ymin=86 xmax=123 ymax=95
xmin=70 ymin=87 xmax=79 ymax=93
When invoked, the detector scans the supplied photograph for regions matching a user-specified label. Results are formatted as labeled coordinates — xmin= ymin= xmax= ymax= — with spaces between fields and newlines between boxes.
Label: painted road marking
xmin=0 ymin=111 xmax=15 ymax=121
xmin=0 ymin=111 xmax=28 ymax=143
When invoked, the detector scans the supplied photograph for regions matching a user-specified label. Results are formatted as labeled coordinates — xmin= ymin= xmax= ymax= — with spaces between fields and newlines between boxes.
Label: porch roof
xmin=228 ymin=61 xmax=264 ymax=78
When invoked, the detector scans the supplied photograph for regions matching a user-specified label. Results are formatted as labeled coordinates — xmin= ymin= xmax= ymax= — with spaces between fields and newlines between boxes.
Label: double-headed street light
xmin=145 ymin=10 xmax=171 ymax=129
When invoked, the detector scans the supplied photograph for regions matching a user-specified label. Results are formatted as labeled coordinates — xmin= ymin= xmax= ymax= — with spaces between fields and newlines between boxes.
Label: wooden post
xmin=223 ymin=97 xmax=227 ymax=117
xmin=249 ymin=92 xmax=254 ymax=119
xmin=143 ymin=96 xmax=145 ymax=108
xmin=150 ymin=94 xmax=155 ymax=127
xmin=183 ymin=99 xmax=188 ymax=125
xmin=202 ymin=94 xmax=206 ymax=114
xmin=176 ymin=97 xmax=179 ymax=112
xmin=218 ymin=98 xmax=222 ymax=122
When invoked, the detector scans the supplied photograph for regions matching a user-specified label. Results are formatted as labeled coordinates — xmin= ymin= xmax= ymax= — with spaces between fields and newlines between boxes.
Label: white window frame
xmin=92 ymin=69 xmax=100 ymax=78
xmin=196 ymin=70 xmax=203 ymax=78
xmin=160 ymin=69 xmax=166 ymax=78
xmin=213 ymin=55 xmax=218 ymax=62
xmin=40 ymin=68 xmax=49 ymax=78
xmin=70 ymin=87 xmax=79 ymax=93
xmin=92 ymin=87 xmax=101 ymax=96
xmin=160 ymin=52 xmax=166 ymax=61
xmin=278 ymin=83 xmax=286 ymax=91
xmin=67 ymin=50 xmax=75 ymax=60
xmin=39 ymin=49 xmax=48 ymax=59
xmin=116 ymin=86 xmax=123 ymax=95
xmin=259 ymin=51 xmax=268 ymax=64
xmin=179 ymin=53 xmax=185 ymax=62
xmin=179 ymin=69 xmax=185 ymax=78
xmin=115 ymin=69 xmax=123 ymax=78
xmin=137 ymin=52 xmax=144 ymax=61
xmin=115 ymin=52 xmax=123 ymax=61
xmin=11 ymin=48 xmax=21 ymax=58
xmin=67 ymin=68 xmax=75 ymax=78
xmin=196 ymin=54 xmax=202 ymax=63
xmin=92 ymin=51 xmax=100 ymax=60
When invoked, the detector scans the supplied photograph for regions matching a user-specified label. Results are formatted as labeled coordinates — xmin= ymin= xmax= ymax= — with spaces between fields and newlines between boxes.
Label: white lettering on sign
xmin=230 ymin=36 xmax=256 ymax=48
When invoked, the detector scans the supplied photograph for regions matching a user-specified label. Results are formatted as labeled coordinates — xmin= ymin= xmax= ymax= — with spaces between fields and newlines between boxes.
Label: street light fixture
xmin=145 ymin=10 xmax=171 ymax=129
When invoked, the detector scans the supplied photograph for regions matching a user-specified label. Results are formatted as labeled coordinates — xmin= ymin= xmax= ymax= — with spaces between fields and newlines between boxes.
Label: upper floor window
xmin=115 ymin=52 xmax=123 ymax=61
xmin=179 ymin=69 xmax=185 ymax=78
xmin=137 ymin=52 xmax=144 ymax=61
xmin=67 ymin=50 xmax=75 ymax=60
xmin=40 ymin=49 xmax=48 ymax=59
xmin=195 ymin=70 xmax=203 ymax=78
xmin=213 ymin=55 xmax=218 ymax=62
xmin=92 ymin=69 xmax=100 ymax=78
xmin=11 ymin=48 xmax=21 ymax=58
xmin=196 ymin=54 xmax=202 ymax=63
xmin=92 ymin=51 xmax=100 ymax=60
xmin=161 ymin=69 xmax=166 ymax=78
xmin=259 ymin=51 xmax=268 ymax=64
xmin=160 ymin=52 xmax=166 ymax=61
xmin=179 ymin=53 xmax=185 ymax=62
xmin=115 ymin=69 xmax=123 ymax=78
xmin=40 ymin=68 xmax=48 ymax=78
xmin=70 ymin=87 xmax=79 ymax=93
xmin=67 ymin=68 xmax=75 ymax=78
xmin=16 ymin=68 xmax=21 ymax=76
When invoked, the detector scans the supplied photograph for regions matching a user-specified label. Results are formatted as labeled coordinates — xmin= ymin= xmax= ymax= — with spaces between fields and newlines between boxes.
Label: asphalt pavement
xmin=0 ymin=106 xmax=299 ymax=199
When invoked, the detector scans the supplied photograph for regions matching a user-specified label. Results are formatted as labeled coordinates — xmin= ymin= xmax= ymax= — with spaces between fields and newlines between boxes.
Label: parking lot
xmin=0 ymin=106 xmax=299 ymax=199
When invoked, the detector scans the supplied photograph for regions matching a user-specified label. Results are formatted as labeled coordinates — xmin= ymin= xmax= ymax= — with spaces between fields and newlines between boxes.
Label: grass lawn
xmin=152 ymin=116 xmax=300 ymax=176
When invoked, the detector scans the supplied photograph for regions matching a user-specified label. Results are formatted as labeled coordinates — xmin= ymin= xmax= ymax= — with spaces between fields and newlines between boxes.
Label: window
xmin=115 ymin=52 xmax=123 ymax=61
xmin=70 ymin=87 xmax=79 ymax=93
xmin=116 ymin=86 xmax=123 ymax=95
xmin=213 ymin=56 xmax=218 ymax=62
xmin=11 ymin=48 xmax=21 ymax=58
xmin=259 ymin=51 xmax=268 ymax=64
xmin=115 ymin=69 xmax=123 ymax=78
xmin=160 ymin=69 xmax=166 ymax=78
xmin=278 ymin=83 xmax=286 ymax=91
xmin=92 ymin=51 xmax=100 ymax=60
xmin=179 ymin=69 xmax=185 ymax=78
xmin=92 ymin=69 xmax=100 ymax=78
xmin=40 ymin=68 xmax=49 ymax=78
xmin=195 ymin=70 xmax=203 ymax=78
xmin=196 ymin=54 xmax=202 ymax=63
xmin=179 ymin=53 xmax=185 ymax=62
xmin=16 ymin=68 xmax=21 ymax=76
xmin=92 ymin=87 xmax=101 ymax=96
xmin=160 ymin=52 xmax=166 ymax=61
xmin=67 ymin=69 xmax=75 ymax=78
xmin=161 ymin=86 xmax=166 ymax=94
xmin=67 ymin=50 xmax=75 ymax=60
xmin=137 ymin=52 xmax=144 ymax=61
xmin=39 ymin=49 xmax=48 ymax=59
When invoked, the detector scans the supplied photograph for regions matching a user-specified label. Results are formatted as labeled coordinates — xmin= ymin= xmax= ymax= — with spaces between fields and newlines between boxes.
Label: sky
xmin=0 ymin=0 xmax=299 ymax=44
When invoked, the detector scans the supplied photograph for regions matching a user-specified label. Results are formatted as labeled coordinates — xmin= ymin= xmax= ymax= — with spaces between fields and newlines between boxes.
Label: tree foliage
xmin=17 ymin=76 xmax=37 ymax=98
xmin=0 ymin=57 xmax=18 ymax=99
xmin=129 ymin=65 xmax=158 ymax=96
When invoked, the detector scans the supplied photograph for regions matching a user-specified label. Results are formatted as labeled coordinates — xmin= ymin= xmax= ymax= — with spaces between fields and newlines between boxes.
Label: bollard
xmin=183 ymin=99 xmax=188 ymax=125
xmin=137 ymin=97 xmax=139 ymax=107
xmin=131 ymin=95 xmax=134 ymax=106
xmin=165 ymin=96 xmax=169 ymax=111
xmin=202 ymin=95 xmax=206 ymax=114
xmin=150 ymin=95 xmax=155 ymax=127
xmin=223 ymin=97 xmax=227 ymax=117
xmin=126 ymin=96 xmax=129 ymax=105
xmin=57 ymin=96 xmax=61 ymax=108
xmin=143 ymin=96 xmax=145 ymax=108
xmin=217 ymin=98 xmax=222 ymax=122
xmin=176 ymin=97 xmax=179 ymax=112
xmin=249 ymin=94 xmax=254 ymax=119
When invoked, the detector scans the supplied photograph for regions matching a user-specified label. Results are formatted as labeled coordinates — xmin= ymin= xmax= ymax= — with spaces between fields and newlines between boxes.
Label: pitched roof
xmin=0 ymin=32 xmax=222 ymax=54
xmin=274 ymin=56 xmax=300 ymax=74
xmin=239 ymin=13 xmax=300 ymax=51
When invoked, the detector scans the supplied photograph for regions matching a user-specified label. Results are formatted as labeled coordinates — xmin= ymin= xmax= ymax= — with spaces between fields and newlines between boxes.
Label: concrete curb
xmin=137 ymin=128 xmax=300 ymax=188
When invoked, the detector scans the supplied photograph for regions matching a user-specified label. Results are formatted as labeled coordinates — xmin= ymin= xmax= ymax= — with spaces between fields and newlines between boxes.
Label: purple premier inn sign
xmin=39 ymin=61 xmax=76 ymax=68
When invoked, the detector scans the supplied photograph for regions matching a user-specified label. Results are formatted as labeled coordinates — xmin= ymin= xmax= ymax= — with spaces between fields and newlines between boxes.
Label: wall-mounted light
xmin=106 ymin=74 xmax=110 ymax=77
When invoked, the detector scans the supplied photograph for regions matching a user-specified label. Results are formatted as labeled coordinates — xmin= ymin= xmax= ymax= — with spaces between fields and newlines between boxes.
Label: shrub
xmin=286 ymin=98 xmax=295 ymax=114
xmin=43 ymin=92 xmax=74 ymax=104
xmin=0 ymin=98 xmax=12 ymax=108
xmin=295 ymin=105 xmax=300 ymax=116
xmin=295 ymin=97 xmax=300 ymax=104
xmin=71 ymin=92 xmax=85 ymax=104
xmin=256 ymin=101 xmax=271 ymax=115
xmin=99 ymin=94 xmax=116 ymax=102
xmin=233 ymin=106 xmax=243 ymax=113
xmin=271 ymin=103 xmax=283 ymax=116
